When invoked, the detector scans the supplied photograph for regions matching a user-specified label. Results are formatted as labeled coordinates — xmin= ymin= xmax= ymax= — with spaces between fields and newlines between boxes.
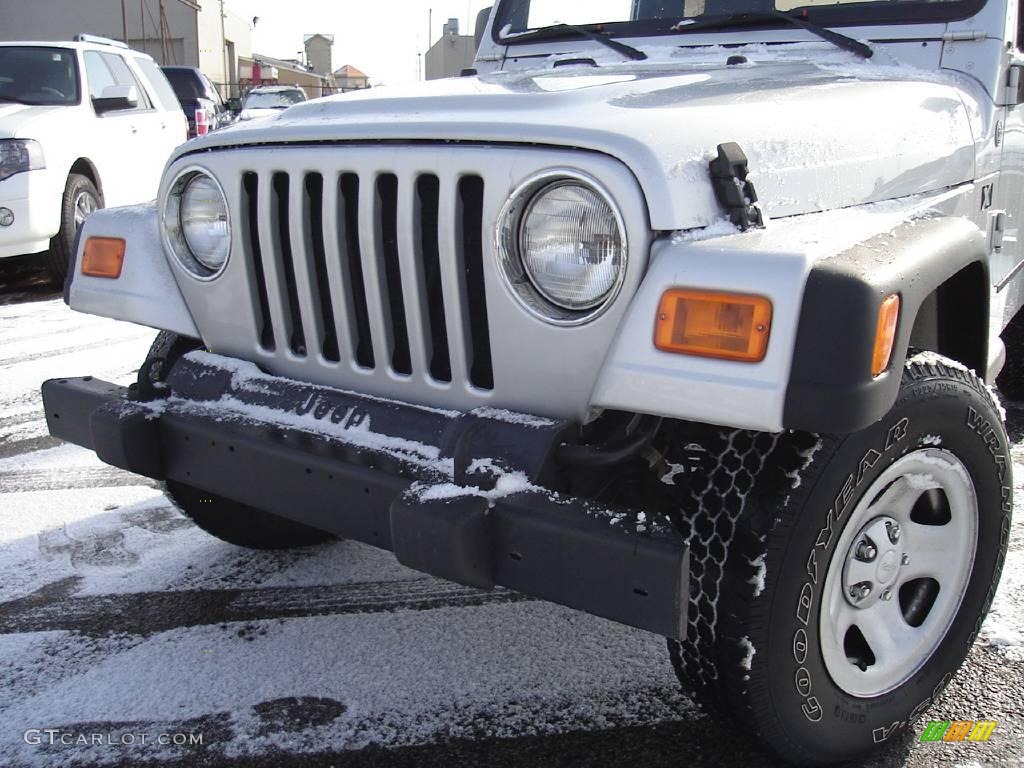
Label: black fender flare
xmin=783 ymin=216 xmax=989 ymax=433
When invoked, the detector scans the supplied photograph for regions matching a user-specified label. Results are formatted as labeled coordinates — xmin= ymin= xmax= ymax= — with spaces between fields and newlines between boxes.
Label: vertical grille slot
xmin=304 ymin=173 xmax=340 ymax=362
xmin=416 ymin=175 xmax=452 ymax=383
xmin=272 ymin=172 xmax=307 ymax=356
xmin=339 ymin=174 xmax=375 ymax=369
xmin=377 ymin=174 xmax=412 ymax=376
xmin=242 ymin=172 xmax=275 ymax=351
xmin=459 ymin=175 xmax=494 ymax=390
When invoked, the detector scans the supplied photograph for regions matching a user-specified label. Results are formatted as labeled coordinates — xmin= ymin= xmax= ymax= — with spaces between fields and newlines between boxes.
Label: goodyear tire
xmin=44 ymin=173 xmax=101 ymax=285
xmin=663 ymin=353 xmax=1011 ymax=764
xmin=142 ymin=331 xmax=335 ymax=550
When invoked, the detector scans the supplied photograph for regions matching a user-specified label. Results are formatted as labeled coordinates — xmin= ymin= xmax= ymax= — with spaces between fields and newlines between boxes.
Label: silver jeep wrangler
xmin=44 ymin=0 xmax=1021 ymax=762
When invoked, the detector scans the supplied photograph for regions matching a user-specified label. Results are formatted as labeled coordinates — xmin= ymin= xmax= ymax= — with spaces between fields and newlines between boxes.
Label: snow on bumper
xmin=40 ymin=351 xmax=689 ymax=639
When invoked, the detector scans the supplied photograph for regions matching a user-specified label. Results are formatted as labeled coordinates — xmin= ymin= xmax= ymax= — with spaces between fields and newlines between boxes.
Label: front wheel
xmin=44 ymin=173 xmax=101 ymax=285
xmin=664 ymin=353 xmax=1011 ymax=764
xmin=142 ymin=331 xmax=335 ymax=550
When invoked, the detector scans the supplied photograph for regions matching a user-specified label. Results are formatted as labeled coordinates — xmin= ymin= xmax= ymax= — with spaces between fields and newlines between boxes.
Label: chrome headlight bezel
xmin=496 ymin=169 xmax=627 ymax=327
xmin=161 ymin=166 xmax=231 ymax=280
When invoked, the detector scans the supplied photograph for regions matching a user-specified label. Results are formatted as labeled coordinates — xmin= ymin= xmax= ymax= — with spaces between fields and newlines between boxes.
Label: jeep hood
xmin=185 ymin=55 xmax=979 ymax=231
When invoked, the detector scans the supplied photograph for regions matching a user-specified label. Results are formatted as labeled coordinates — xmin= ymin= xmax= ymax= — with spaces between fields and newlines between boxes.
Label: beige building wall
xmin=0 ymin=0 xmax=200 ymax=66
xmin=425 ymin=34 xmax=475 ymax=81
xmin=198 ymin=3 xmax=252 ymax=97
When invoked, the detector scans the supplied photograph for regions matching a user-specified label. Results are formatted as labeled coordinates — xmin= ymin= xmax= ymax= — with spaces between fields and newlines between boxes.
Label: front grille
xmin=240 ymin=168 xmax=494 ymax=391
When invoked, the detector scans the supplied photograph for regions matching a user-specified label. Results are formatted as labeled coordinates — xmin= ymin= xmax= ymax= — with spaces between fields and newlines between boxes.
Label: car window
xmin=200 ymin=73 xmax=224 ymax=105
xmin=100 ymin=52 xmax=152 ymax=109
xmin=244 ymin=90 xmax=306 ymax=109
xmin=84 ymin=50 xmax=152 ymax=110
xmin=162 ymin=68 xmax=202 ymax=101
xmin=0 ymin=46 xmax=80 ymax=106
xmin=83 ymin=51 xmax=116 ymax=100
xmin=133 ymin=57 xmax=180 ymax=112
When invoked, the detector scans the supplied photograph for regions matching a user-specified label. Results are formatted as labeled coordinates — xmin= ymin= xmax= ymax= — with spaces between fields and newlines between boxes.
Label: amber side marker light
xmin=81 ymin=237 xmax=126 ymax=279
xmin=872 ymin=293 xmax=901 ymax=377
xmin=654 ymin=289 xmax=773 ymax=363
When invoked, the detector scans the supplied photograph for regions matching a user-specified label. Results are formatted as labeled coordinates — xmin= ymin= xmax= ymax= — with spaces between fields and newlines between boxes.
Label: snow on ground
xmin=2 ymin=290 xmax=1023 ymax=767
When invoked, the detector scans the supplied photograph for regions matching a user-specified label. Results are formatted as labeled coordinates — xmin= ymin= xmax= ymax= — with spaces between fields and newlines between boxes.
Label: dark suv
xmin=160 ymin=65 xmax=236 ymax=139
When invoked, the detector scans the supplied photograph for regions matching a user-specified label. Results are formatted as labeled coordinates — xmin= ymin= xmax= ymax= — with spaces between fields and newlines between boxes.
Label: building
xmin=425 ymin=18 xmax=475 ymax=81
xmin=0 ymin=0 xmax=200 ymax=66
xmin=0 ymin=0 xmax=254 ymax=99
xmin=333 ymin=64 xmax=369 ymax=92
xmin=197 ymin=2 xmax=253 ymax=97
xmin=303 ymin=33 xmax=334 ymax=76
xmin=244 ymin=53 xmax=333 ymax=99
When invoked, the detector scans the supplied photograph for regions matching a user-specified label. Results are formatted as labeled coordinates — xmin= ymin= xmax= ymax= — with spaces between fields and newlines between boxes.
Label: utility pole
xmin=121 ymin=0 xmax=128 ymax=43
xmin=140 ymin=0 xmax=146 ymax=53
xmin=428 ymin=8 xmax=432 ymax=50
xmin=220 ymin=0 xmax=229 ymax=98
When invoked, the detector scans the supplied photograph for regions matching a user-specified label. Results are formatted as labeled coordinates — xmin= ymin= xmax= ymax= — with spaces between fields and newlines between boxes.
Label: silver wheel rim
xmin=73 ymin=190 xmax=97 ymax=230
xmin=819 ymin=448 xmax=978 ymax=697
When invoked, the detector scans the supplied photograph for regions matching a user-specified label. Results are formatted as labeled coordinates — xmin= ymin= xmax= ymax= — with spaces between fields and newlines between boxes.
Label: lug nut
xmin=886 ymin=521 xmax=902 ymax=544
xmin=849 ymin=582 xmax=872 ymax=602
xmin=855 ymin=539 xmax=878 ymax=562
xmin=882 ymin=588 xmax=893 ymax=601
xmin=901 ymin=553 xmax=910 ymax=566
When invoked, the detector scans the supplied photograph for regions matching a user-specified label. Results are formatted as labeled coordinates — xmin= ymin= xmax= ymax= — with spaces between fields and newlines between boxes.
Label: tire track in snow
xmin=0 ymin=466 xmax=158 ymax=493
xmin=0 ymin=576 xmax=531 ymax=637
xmin=0 ymin=434 xmax=63 ymax=460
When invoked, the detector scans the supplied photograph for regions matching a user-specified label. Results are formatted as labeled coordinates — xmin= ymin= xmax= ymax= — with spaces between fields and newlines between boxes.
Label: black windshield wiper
xmin=501 ymin=22 xmax=647 ymax=61
xmin=671 ymin=11 xmax=872 ymax=59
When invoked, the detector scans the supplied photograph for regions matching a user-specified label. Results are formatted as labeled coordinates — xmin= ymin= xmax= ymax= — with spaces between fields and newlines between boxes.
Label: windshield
xmin=163 ymin=69 xmax=208 ymax=101
xmin=495 ymin=0 xmax=985 ymax=40
xmin=243 ymin=90 xmax=306 ymax=109
xmin=0 ymin=46 xmax=80 ymax=106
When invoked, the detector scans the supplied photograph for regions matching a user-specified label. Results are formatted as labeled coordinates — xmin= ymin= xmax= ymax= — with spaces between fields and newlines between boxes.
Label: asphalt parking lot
xmin=1 ymin=254 xmax=1022 ymax=768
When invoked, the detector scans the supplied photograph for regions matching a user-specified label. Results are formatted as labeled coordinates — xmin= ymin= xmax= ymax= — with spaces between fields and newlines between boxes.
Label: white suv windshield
xmin=496 ymin=0 xmax=985 ymax=39
xmin=244 ymin=90 xmax=305 ymax=109
xmin=0 ymin=47 xmax=80 ymax=106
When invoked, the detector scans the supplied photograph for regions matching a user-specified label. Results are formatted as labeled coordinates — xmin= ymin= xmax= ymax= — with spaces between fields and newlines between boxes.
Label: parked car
xmin=160 ymin=65 xmax=237 ymax=139
xmin=0 ymin=34 xmax=184 ymax=282
xmin=238 ymin=85 xmax=306 ymax=121
xmin=48 ymin=1 xmax=1023 ymax=764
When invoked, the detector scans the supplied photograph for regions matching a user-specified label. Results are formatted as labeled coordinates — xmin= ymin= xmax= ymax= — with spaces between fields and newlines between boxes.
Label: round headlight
xmin=163 ymin=169 xmax=230 ymax=278
xmin=519 ymin=182 xmax=624 ymax=310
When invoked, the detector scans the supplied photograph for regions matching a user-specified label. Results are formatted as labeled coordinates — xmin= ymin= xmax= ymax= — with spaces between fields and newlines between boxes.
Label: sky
xmin=226 ymin=0 xmax=497 ymax=87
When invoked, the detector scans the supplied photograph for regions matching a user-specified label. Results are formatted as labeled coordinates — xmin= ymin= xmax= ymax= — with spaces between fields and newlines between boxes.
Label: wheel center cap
xmin=876 ymin=549 xmax=900 ymax=584
xmin=842 ymin=515 xmax=907 ymax=609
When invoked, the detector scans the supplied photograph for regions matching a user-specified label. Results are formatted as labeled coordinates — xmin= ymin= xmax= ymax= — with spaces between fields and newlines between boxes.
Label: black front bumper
xmin=41 ymin=354 xmax=688 ymax=639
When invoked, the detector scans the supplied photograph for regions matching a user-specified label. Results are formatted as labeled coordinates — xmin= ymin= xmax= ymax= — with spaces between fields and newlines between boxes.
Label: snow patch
xmin=413 ymin=471 xmax=536 ymax=506
xmin=919 ymin=434 xmax=942 ymax=447
xmin=903 ymin=472 xmax=939 ymax=492
xmin=471 ymin=407 xmax=557 ymax=428
xmin=739 ymin=636 xmax=756 ymax=671
xmin=747 ymin=554 xmax=767 ymax=598
xmin=907 ymin=350 xmax=971 ymax=374
xmin=671 ymin=217 xmax=741 ymax=243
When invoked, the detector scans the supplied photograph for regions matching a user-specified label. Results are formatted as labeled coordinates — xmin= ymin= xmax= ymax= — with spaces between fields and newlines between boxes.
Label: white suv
xmin=0 ymin=36 xmax=185 ymax=282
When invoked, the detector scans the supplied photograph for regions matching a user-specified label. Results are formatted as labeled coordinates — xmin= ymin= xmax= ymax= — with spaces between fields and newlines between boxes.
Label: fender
xmin=66 ymin=204 xmax=199 ymax=339
xmin=591 ymin=199 xmax=987 ymax=435
xmin=784 ymin=216 xmax=989 ymax=433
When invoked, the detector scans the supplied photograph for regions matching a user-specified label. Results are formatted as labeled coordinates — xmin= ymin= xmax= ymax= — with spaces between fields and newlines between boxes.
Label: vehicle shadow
xmin=0 ymin=252 xmax=60 ymax=306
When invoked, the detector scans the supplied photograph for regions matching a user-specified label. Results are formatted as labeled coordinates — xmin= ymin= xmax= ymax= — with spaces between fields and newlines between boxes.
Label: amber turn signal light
xmin=81 ymin=237 xmax=125 ymax=279
xmin=872 ymin=293 xmax=901 ymax=377
xmin=654 ymin=289 xmax=772 ymax=363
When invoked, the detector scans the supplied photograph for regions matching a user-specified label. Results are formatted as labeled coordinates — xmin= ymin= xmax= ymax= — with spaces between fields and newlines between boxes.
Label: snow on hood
xmin=175 ymin=45 xmax=979 ymax=231
xmin=0 ymin=103 xmax=67 ymax=139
